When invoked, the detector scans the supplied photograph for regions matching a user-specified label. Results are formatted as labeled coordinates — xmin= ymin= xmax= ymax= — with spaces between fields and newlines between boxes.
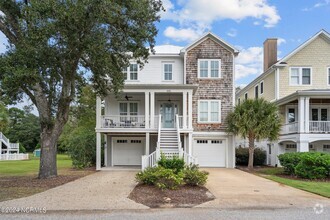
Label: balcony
xmin=281 ymin=121 xmax=330 ymax=134
xmin=101 ymin=115 xmax=189 ymax=130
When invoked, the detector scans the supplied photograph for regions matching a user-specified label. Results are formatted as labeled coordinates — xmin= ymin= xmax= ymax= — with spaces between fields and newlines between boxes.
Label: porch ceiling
xmin=123 ymin=84 xmax=198 ymax=92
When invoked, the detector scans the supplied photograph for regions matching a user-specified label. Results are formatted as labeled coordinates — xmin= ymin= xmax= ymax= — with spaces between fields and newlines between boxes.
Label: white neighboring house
xmin=0 ymin=132 xmax=29 ymax=160
xmin=236 ymin=30 xmax=330 ymax=166
xmin=95 ymin=32 xmax=239 ymax=170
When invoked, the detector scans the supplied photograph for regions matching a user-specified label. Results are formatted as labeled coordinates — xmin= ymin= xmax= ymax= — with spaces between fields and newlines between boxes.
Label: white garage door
xmin=113 ymin=138 xmax=144 ymax=166
xmin=193 ymin=139 xmax=226 ymax=167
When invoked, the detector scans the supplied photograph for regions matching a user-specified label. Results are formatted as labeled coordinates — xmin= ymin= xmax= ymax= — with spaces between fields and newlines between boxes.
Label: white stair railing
xmin=142 ymin=148 xmax=160 ymax=170
xmin=0 ymin=132 xmax=9 ymax=145
xmin=175 ymin=114 xmax=182 ymax=151
xmin=156 ymin=115 xmax=162 ymax=149
xmin=180 ymin=148 xmax=198 ymax=165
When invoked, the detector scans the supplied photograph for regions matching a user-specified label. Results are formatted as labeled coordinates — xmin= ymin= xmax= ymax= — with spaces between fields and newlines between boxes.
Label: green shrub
xmin=278 ymin=152 xmax=303 ymax=175
xmin=136 ymin=167 xmax=159 ymax=185
xmin=183 ymin=164 xmax=208 ymax=186
xmin=136 ymin=166 xmax=184 ymax=189
xmin=157 ymin=154 xmax=185 ymax=174
xmin=294 ymin=153 xmax=330 ymax=179
xmin=235 ymin=146 xmax=266 ymax=166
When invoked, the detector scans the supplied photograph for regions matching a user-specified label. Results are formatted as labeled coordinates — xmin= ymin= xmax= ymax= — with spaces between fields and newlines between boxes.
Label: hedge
xmin=235 ymin=146 xmax=266 ymax=166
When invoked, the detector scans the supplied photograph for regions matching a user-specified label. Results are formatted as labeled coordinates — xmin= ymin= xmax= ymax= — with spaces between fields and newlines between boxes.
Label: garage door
xmin=113 ymin=138 xmax=144 ymax=166
xmin=193 ymin=139 xmax=226 ymax=167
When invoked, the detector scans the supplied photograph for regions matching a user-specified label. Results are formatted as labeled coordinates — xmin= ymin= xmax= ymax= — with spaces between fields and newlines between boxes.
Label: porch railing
xmin=281 ymin=122 xmax=298 ymax=134
xmin=309 ymin=121 xmax=330 ymax=133
xmin=101 ymin=115 xmax=146 ymax=128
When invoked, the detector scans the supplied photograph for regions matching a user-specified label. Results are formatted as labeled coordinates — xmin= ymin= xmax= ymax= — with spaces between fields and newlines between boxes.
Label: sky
xmin=0 ymin=0 xmax=330 ymax=114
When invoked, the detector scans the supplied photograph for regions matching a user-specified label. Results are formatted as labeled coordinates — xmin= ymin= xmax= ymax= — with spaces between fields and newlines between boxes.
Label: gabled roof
xmin=274 ymin=29 xmax=330 ymax=66
xmin=181 ymin=32 xmax=239 ymax=56
xmin=152 ymin=45 xmax=184 ymax=55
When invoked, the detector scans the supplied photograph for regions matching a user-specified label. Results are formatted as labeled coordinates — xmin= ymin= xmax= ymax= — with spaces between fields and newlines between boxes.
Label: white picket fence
xmin=0 ymin=154 xmax=29 ymax=161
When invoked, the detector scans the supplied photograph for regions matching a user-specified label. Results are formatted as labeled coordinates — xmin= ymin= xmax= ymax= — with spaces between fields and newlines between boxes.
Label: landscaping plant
xmin=183 ymin=164 xmax=209 ymax=186
xmin=235 ymin=146 xmax=266 ymax=166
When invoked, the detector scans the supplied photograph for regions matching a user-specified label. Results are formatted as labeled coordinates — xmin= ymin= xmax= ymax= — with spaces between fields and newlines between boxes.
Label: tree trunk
xmin=38 ymin=127 xmax=58 ymax=179
xmin=248 ymin=135 xmax=255 ymax=170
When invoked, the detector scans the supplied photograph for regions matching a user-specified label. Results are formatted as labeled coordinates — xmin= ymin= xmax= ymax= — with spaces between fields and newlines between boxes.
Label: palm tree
xmin=226 ymin=98 xmax=281 ymax=169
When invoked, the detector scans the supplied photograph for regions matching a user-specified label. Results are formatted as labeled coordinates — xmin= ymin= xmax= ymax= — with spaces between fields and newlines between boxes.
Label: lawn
xmin=0 ymin=154 xmax=72 ymax=176
xmin=0 ymin=153 xmax=95 ymax=202
xmin=254 ymin=167 xmax=330 ymax=198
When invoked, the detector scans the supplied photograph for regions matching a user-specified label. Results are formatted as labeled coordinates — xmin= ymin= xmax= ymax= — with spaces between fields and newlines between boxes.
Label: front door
xmin=163 ymin=103 xmax=174 ymax=128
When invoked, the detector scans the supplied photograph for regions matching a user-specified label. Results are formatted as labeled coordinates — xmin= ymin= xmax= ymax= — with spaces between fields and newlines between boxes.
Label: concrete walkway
xmin=198 ymin=168 xmax=330 ymax=209
xmin=0 ymin=171 xmax=147 ymax=210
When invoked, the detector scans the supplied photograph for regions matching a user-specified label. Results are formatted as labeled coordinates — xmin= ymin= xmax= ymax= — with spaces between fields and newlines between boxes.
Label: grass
xmin=254 ymin=167 xmax=330 ymax=198
xmin=0 ymin=153 xmax=72 ymax=176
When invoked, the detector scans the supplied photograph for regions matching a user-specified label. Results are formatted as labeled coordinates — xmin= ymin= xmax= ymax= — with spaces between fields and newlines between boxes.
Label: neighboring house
xmin=95 ymin=32 xmax=238 ymax=170
xmin=236 ymin=30 xmax=330 ymax=166
xmin=0 ymin=132 xmax=28 ymax=160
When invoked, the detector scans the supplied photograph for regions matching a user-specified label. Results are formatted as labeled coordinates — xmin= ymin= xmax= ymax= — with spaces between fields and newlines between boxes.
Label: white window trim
xmin=289 ymin=67 xmax=312 ymax=86
xmin=286 ymin=105 xmax=298 ymax=123
xmin=327 ymin=67 xmax=330 ymax=86
xmin=260 ymin=81 xmax=264 ymax=95
xmin=197 ymin=59 xmax=221 ymax=79
xmin=197 ymin=100 xmax=221 ymax=123
xmin=162 ymin=62 xmax=174 ymax=81
xmin=123 ymin=62 xmax=139 ymax=81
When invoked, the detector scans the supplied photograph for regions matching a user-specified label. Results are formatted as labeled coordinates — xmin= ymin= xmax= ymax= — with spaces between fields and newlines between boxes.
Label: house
xmin=95 ymin=32 xmax=238 ymax=170
xmin=236 ymin=30 xmax=330 ymax=166
xmin=0 ymin=132 xmax=28 ymax=160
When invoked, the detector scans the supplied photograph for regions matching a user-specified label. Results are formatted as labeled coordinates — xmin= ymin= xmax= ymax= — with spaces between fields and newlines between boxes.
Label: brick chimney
xmin=263 ymin=38 xmax=277 ymax=72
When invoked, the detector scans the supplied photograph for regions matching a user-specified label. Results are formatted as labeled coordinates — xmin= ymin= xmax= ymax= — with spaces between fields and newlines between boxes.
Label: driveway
xmin=198 ymin=168 xmax=330 ymax=209
xmin=0 ymin=169 xmax=329 ymax=211
xmin=0 ymin=171 xmax=147 ymax=211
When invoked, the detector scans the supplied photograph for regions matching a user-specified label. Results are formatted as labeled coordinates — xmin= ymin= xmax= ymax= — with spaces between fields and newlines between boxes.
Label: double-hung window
xmin=290 ymin=67 xmax=311 ymax=85
xmin=198 ymin=100 xmax=221 ymax=123
xmin=198 ymin=59 xmax=221 ymax=78
xmin=163 ymin=63 xmax=173 ymax=81
xmin=119 ymin=102 xmax=138 ymax=122
xmin=122 ymin=63 xmax=139 ymax=81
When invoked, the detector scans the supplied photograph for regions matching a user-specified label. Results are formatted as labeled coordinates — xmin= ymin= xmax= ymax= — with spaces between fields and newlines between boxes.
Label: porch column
xmin=304 ymin=97 xmax=310 ymax=133
xmin=182 ymin=91 xmax=187 ymax=129
xmin=96 ymin=96 xmax=102 ymax=129
xmin=96 ymin=132 xmax=101 ymax=170
xmin=297 ymin=141 xmax=309 ymax=152
xmin=145 ymin=92 xmax=150 ymax=129
xmin=145 ymin=133 xmax=150 ymax=155
xmin=188 ymin=90 xmax=193 ymax=129
xmin=188 ymin=132 xmax=193 ymax=154
xmin=150 ymin=92 xmax=155 ymax=129
xmin=298 ymin=97 xmax=305 ymax=133
xmin=103 ymin=134 xmax=107 ymax=167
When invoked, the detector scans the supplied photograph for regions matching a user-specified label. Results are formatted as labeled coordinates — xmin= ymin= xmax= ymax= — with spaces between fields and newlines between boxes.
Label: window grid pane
xmin=302 ymin=68 xmax=311 ymax=85
xmin=210 ymin=102 xmax=219 ymax=121
xmin=291 ymin=68 xmax=299 ymax=85
xmin=199 ymin=102 xmax=208 ymax=121
xmin=130 ymin=64 xmax=138 ymax=80
xmin=122 ymin=67 xmax=128 ymax=80
xmin=210 ymin=61 xmax=219 ymax=77
xmin=199 ymin=61 xmax=208 ymax=77
xmin=164 ymin=64 xmax=173 ymax=80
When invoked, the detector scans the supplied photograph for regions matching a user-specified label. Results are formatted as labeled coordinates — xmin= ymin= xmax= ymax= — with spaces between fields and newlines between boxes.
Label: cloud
xmin=302 ymin=0 xmax=330 ymax=11
xmin=164 ymin=26 xmax=200 ymax=42
xmin=277 ymin=38 xmax=286 ymax=46
xmin=161 ymin=0 xmax=280 ymax=42
xmin=227 ymin=28 xmax=238 ymax=37
xmin=235 ymin=46 xmax=263 ymax=80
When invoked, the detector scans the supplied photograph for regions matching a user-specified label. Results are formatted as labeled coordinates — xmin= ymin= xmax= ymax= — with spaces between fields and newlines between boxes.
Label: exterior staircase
xmin=141 ymin=115 xmax=197 ymax=170
xmin=0 ymin=132 xmax=28 ymax=160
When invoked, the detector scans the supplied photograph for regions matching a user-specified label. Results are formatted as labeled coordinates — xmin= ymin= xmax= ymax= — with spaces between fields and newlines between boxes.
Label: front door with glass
xmin=162 ymin=103 xmax=175 ymax=128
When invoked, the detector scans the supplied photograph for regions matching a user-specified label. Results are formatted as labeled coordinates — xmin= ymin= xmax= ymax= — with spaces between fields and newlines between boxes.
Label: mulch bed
xmin=128 ymin=184 xmax=215 ymax=208
xmin=0 ymin=168 xmax=95 ymax=202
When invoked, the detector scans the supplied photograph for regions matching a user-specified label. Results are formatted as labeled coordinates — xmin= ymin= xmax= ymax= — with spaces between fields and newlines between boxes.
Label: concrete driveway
xmin=198 ymin=168 xmax=330 ymax=209
xmin=0 ymin=171 xmax=148 ymax=211
xmin=0 ymin=169 xmax=329 ymax=212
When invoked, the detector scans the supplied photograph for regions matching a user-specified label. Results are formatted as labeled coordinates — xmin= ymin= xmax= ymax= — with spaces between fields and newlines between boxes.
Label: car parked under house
xmin=95 ymin=32 xmax=238 ymax=170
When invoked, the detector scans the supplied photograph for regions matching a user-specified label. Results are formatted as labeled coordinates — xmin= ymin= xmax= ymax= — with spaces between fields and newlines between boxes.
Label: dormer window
xmin=122 ymin=63 xmax=138 ymax=81
xmin=198 ymin=59 xmax=221 ymax=78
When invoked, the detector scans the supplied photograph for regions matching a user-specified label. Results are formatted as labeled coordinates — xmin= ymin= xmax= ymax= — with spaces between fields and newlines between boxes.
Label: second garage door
xmin=193 ymin=139 xmax=226 ymax=167
xmin=113 ymin=138 xmax=144 ymax=166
